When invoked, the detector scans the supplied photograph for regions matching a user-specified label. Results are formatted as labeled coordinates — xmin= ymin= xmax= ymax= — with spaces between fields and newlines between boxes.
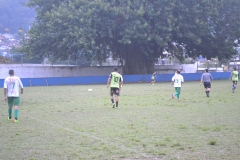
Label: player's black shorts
xmin=203 ymin=82 xmax=211 ymax=89
xmin=110 ymin=87 xmax=120 ymax=96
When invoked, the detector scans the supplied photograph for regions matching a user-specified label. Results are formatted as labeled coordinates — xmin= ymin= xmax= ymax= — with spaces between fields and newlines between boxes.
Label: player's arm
xmin=171 ymin=77 xmax=174 ymax=85
xmin=3 ymin=80 xmax=7 ymax=101
xmin=120 ymin=76 xmax=123 ymax=87
xmin=200 ymin=78 xmax=203 ymax=86
xmin=119 ymin=77 xmax=123 ymax=90
xmin=119 ymin=81 xmax=122 ymax=91
xmin=19 ymin=79 xmax=24 ymax=94
xmin=229 ymin=72 xmax=232 ymax=80
xmin=106 ymin=74 xmax=112 ymax=88
xmin=106 ymin=78 xmax=111 ymax=88
xmin=4 ymin=88 xmax=7 ymax=101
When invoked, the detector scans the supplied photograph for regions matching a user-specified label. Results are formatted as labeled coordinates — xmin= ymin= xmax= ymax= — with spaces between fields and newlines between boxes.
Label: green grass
xmin=0 ymin=80 xmax=240 ymax=160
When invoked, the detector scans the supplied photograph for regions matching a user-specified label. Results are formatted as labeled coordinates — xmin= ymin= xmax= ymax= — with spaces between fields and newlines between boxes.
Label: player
xmin=106 ymin=68 xmax=123 ymax=108
xmin=171 ymin=70 xmax=184 ymax=102
xmin=4 ymin=69 xmax=24 ymax=123
xmin=229 ymin=67 xmax=239 ymax=93
xmin=150 ymin=72 xmax=157 ymax=85
xmin=200 ymin=69 xmax=213 ymax=97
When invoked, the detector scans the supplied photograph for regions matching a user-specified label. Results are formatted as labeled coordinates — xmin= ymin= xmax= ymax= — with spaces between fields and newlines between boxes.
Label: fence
xmin=0 ymin=72 xmax=231 ymax=87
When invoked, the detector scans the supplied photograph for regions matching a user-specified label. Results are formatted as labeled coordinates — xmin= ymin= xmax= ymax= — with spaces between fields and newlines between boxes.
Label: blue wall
xmin=0 ymin=72 xmax=231 ymax=87
xmin=124 ymin=72 xmax=230 ymax=83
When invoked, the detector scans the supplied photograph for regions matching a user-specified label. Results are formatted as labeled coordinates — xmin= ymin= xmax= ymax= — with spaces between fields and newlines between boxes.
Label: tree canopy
xmin=20 ymin=0 xmax=240 ymax=74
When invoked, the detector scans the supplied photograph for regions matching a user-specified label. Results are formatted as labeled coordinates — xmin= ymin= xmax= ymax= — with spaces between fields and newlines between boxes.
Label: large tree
xmin=170 ymin=0 xmax=240 ymax=60
xmin=20 ymin=0 xmax=240 ymax=74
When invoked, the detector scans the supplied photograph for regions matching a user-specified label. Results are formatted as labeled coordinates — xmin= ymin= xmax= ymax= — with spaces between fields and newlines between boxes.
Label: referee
xmin=200 ymin=69 xmax=213 ymax=97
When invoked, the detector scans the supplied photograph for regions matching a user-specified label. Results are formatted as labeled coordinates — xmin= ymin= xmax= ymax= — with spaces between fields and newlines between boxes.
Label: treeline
xmin=19 ymin=0 xmax=240 ymax=74
xmin=0 ymin=0 xmax=35 ymax=33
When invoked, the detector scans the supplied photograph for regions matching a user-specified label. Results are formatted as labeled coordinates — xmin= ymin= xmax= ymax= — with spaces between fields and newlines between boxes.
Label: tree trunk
xmin=122 ymin=44 xmax=154 ymax=75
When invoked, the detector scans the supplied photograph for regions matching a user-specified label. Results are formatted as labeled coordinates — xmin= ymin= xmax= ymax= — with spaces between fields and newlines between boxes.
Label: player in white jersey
xmin=171 ymin=70 xmax=184 ymax=102
xmin=4 ymin=69 xmax=24 ymax=123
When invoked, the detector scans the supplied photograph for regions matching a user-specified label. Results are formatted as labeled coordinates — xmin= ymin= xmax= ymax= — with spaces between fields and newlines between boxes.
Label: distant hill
xmin=0 ymin=0 xmax=35 ymax=34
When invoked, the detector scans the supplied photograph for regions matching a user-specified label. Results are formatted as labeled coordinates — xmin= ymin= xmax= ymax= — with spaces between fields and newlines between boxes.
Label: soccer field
xmin=0 ymin=80 xmax=240 ymax=160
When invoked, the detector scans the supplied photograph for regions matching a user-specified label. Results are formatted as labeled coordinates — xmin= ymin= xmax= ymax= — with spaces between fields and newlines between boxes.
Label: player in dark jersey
xmin=200 ymin=69 xmax=213 ymax=97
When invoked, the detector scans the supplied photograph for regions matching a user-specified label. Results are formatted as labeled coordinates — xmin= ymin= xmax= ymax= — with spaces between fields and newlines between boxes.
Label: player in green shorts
xmin=107 ymin=68 xmax=123 ymax=108
xmin=229 ymin=67 xmax=239 ymax=93
xmin=4 ymin=69 xmax=24 ymax=123
xmin=171 ymin=70 xmax=184 ymax=102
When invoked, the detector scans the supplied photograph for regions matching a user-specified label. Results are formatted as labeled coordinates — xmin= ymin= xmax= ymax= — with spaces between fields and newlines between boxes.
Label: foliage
xmin=169 ymin=0 xmax=240 ymax=61
xmin=19 ymin=0 xmax=240 ymax=74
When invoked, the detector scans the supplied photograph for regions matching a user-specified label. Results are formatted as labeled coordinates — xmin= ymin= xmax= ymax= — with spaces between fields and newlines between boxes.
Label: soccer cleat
xmin=172 ymin=94 xmax=174 ymax=99
xmin=178 ymin=100 xmax=180 ymax=102
xmin=8 ymin=117 xmax=11 ymax=121
xmin=112 ymin=103 xmax=115 ymax=108
xmin=14 ymin=119 xmax=19 ymax=123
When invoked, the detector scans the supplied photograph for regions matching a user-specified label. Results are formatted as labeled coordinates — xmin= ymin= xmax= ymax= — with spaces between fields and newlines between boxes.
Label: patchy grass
xmin=208 ymin=140 xmax=217 ymax=145
xmin=0 ymin=80 xmax=240 ymax=160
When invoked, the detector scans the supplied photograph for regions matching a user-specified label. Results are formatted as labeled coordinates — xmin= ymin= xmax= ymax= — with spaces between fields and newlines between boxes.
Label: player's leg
xmin=7 ymin=97 xmax=13 ymax=121
xmin=150 ymin=79 xmax=154 ymax=85
xmin=110 ymin=88 xmax=115 ymax=108
xmin=115 ymin=89 xmax=120 ymax=108
xmin=206 ymin=88 xmax=209 ymax=97
xmin=203 ymin=82 xmax=207 ymax=95
xmin=115 ymin=95 xmax=119 ymax=108
xmin=204 ymin=82 xmax=209 ymax=97
xmin=177 ymin=87 xmax=181 ymax=101
xmin=153 ymin=79 xmax=155 ymax=85
xmin=235 ymin=82 xmax=238 ymax=91
xmin=172 ymin=87 xmax=178 ymax=99
xmin=206 ymin=83 xmax=211 ymax=97
xmin=8 ymin=106 xmax=13 ymax=121
xmin=14 ymin=106 xmax=19 ymax=123
xmin=110 ymin=88 xmax=114 ymax=105
xmin=13 ymin=97 xmax=20 ymax=123
xmin=232 ymin=81 xmax=237 ymax=92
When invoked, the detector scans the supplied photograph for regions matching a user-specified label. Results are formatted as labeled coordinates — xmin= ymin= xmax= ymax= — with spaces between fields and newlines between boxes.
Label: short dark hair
xmin=177 ymin=70 xmax=180 ymax=74
xmin=9 ymin=69 xmax=14 ymax=75
xmin=205 ymin=69 xmax=208 ymax=72
xmin=114 ymin=67 xmax=118 ymax=71
xmin=234 ymin=67 xmax=236 ymax=70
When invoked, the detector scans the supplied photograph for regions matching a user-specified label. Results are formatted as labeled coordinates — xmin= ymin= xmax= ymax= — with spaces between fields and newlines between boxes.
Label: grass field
xmin=0 ymin=80 xmax=240 ymax=160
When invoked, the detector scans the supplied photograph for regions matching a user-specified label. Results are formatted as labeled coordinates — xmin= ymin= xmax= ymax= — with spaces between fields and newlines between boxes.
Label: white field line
xmin=27 ymin=116 xmax=155 ymax=159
